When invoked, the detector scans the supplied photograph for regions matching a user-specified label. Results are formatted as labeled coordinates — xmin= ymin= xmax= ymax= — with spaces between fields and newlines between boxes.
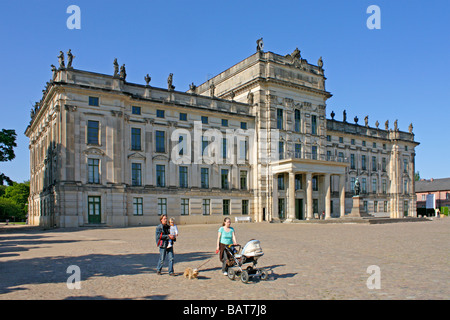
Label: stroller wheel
xmin=240 ymin=270 xmax=249 ymax=284
xmin=260 ymin=269 xmax=269 ymax=281
xmin=227 ymin=269 xmax=236 ymax=280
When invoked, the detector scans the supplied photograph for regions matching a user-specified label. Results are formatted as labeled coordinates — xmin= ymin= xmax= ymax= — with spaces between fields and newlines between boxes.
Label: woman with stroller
xmin=216 ymin=217 xmax=238 ymax=275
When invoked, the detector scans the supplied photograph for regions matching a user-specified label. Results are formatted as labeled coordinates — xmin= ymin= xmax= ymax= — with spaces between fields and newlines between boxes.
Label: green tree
xmin=0 ymin=197 xmax=22 ymax=220
xmin=3 ymin=181 xmax=30 ymax=218
xmin=0 ymin=129 xmax=17 ymax=185
xmin=414 ymin=171 xmax=421 ymax=181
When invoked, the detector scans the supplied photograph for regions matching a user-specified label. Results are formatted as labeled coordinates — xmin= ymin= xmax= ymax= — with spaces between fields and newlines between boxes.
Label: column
xmin=324 ymin=173 xmax=331 ymax=219
xmin=339 ymin=174 xmax=346 ymax=218
xmin=306 ymin=173 xmax=313 ymax=220
xmin=288 ymin=171 xmax=296 ymax=221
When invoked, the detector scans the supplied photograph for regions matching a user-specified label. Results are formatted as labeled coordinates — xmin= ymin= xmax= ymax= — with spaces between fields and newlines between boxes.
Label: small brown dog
xmin=183 ymin=268 xmax=199 ymax=280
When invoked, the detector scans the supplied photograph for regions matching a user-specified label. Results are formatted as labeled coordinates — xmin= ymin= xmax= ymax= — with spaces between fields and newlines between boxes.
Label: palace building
xmin=25 ymin=42 xmax=419 ymax=227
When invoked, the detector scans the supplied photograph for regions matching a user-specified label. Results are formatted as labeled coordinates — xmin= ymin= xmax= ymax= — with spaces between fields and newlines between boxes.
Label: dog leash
xmin=196 ymin=258 xmax=212 ymax=270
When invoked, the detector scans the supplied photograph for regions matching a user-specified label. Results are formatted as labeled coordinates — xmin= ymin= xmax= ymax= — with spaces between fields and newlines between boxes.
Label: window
xmin=382 ymin=179 xmax=387 ymax=194
xmin=421 ymin=194 xmax=426 ymax=201
xmin=181 ymin=199 xmax=189 ymax=215
xmin=131 ymin=128 xmax=141 ymax=151
xmin=242 ymin=200 xmax=249 ymax=215
xmin=157 ymin=198 xmax=167 ymax=215
xmin=240 ymin=171 xmax=247 ymax=190
xmin=278 ymin=174 xmax=285 ymax=190
xmin=382 ymin=158 xmax=387 ymax=172
xmin=363 ymin=201 xmax=368 ymax=212
xmin=350 ymin=154 xmax=355 ymax=169
xmin=88 ymin=158 xmax=100 ymax=184
xmin=88 ymin=96 xmax=99 ymax=106
xmin=362 ymin=141 xmax=366 ymax=147
xmin=202 ymin=199 xmax=210 ymax=215
xmin=178 ymin=134 xmax=186 ymax=156
xmin=311 ymin=115 xmax=317 ymax=135
xmin=179 ymin=166 xmax=188 ymax=188
xmin=446 ymin=193 xmax=450 ymax=200
xmin=238 ymin=140 xmax=248 ymax=162
xmin=362 ymin=178 xmax=367 ymax=194
xmin=87 ymin=120 xmax=99 ymax=145
xmin=221 ymin=169 xmax=229 ymax=189
xmin=179 ymin=113 xmax=187 ymax=121
xmin=222 ymin=138 xmax=227 ymax=159
xmin=133 ymin=198 xmax=143 ymax=215
xmin=132 ymin=106 xmax=141 ymax=115
xmin=362 ymin=155 xmax=366 ymax=170
xmin=156 ymin=131 xmax=165 ymax=153
xmin=405 ymin=145 xmax=408 ymax=151
xmin=311 ymin=145 xmax=317 ymax=160
xmin=88 ymin=196 xmax=101 ymax=222
xmin=327 ymin=150 xmax=331 ymax=161
xmin=201 ymin=168 xmax=209 ymax=188
xmin=339 ymin=137 xmax=343 ymax=143
xmin=372 ymin=156 xmax=377 ymax=171
xmin=403 ymin=159 xmax=408 ymax=173
xmin=156 ymin=165 xmax=165 ymax=187
xmin=223 ymin=199 xmax=230 ymax=215
xmin=278 ymin=198 xmax=285 ymax=219
xmin=295 ymin=144 xmax=301 ymax=158
xmin=403 ymin=180 xmax=408 ymax=194
xmin=373 ymin=142 xmax=377 ymax=148
xmin=372 ymin=178 xmax=377 ymax=193
xmin=131 ymin=163 xmax=142 ymax=186
xmin=240 ymin=122 xmax=247 ymax=130
xmin=201 ymin=116 xmax=208 ymax=124
xmin=312 ymin=176 xmax=318 ymax=191
xmin=295 ymin=110 xmax=301 ymax=132
xmin=277 ymin=109 xmax=283 ymax=130
xmin=222 ymin=119 xmax=228 ymax=127
xmin=202 ymin=136 xmax=209 ymax=156
xmin=374 ymin=201 xmax=378 ymax=213
xmin=295 ymin=174 xmax=302 ymax=190
xmin=383 ymin=144 xmax=386 ymax=150
xmin=326 ymin=135 xmax=331 ymax=142
xmin=404 ymin=200 xmax=409 ymax=216
xmin=279 ymin=141 xmax=284 ymax=160
xmin=384 ymin=201 xmax=388 ymax=212
xmin=156 ymin=110 xmax=165 ymax=118
xmin=351 ymin=177 xmax=356 ymax=192
xmin=351 ymin=139 xmax=355 ymax=145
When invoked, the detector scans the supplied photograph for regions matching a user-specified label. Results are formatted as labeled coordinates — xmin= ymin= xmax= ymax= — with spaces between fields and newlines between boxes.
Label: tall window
xmin=374 ymin=201 xmax=378 ymax=212
xmin=351 ymin=177 xmax=356 ymax=192
xmin=312 ymin=176 xmax=318 ymax=191
xmin=279 ymin=141 xmax=284 ymax=160
xmin=311 ymin=115 xmax=317 ymax=135
xmin=156 ymin=165 xmax=165 ymax=187
xmin=294 ymin=109 xmax=301 ymax=132
xmin=201 ymin=168 xmax=209 ymax=188
xmin=311 ymin=146 xmax=317 ymax=160
xmin=131 ymin=163 xmax=142 ymax=186
xmin=202 ymin=136 xmax=209 ymax=156
xmin=362 ymin=155 xmax=366 ymax=170
xmin=223 ymin=199 xmax=230 ymax=215
xmin=403 ymin=159 xmax=408 ymax=173
xmin=156 ymin=131 xmax=165 ymax=153
xmin=222 ymin=138 xmax=227 ymax=159
xmin=278 ymin=198 xmax=285 ymax=219
xmin=382 ymin=179 xmax=387 ymax=194
xmin=277 ymin=109 xmax=283 ymax=130
xmin=181 ymin=199 xmax=189 ymax=215
xmin=131 ymin=128 xmax=141 ymax=151
xmin=372 ymin=156 xmax=377 ymax=171
xmin=242 ymin=200 xmax=249 ymax=215
xmin=87 ymin=120 xmax=99 ymax=145
xmin=295 ymin=174 xmax=302 ymax=190
xmin=221 ymin=169 xmax=229 ymax=189
xmin=88 ymin=158 xmax=100 ymax=183
xmin=372 ymin=178 xmax=377 ymax=193
xmin=240 ymin=171 xmax=247 ymax=190
xmin=133 ymin=198 xmax=143 ymax=215
xmin=382 ymin=158 xmax=386 ymax=172
xmin=362 ymin=178 xmax=367 ymax=193
xmin=178 ymin=134 xmax=186 ymax=156
xmin=202 ymin=199 xmax=210 ymax=215
xmin=403 ymin=179 xmax=408 ymax=194
xmin=179 ymin=166 xmax=188 ymax=188
xmin=351 ymin=154 xmax=355 ymax=169
xmin=278 ymin=174 xmax=285 ymax=190
xmin=295 ymin=143 xmax=301 ymax=158
xmin=157 ymin=198 xmax=167 ymax=215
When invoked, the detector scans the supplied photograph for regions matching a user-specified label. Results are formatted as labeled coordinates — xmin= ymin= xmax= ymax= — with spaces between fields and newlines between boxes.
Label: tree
xmin=0 ymin=129 xmax=17 ymax=185
xmin=414 ymin=171 xmax=421 ymax=181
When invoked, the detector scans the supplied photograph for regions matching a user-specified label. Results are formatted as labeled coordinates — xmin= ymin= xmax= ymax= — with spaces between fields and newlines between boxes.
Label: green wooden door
xmin=88 ymin=196 xmax=101 ymax=224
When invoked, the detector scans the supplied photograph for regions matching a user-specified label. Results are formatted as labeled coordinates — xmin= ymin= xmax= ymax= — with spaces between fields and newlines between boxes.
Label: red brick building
xmin=415 ymin=178 xmax=450 ymax=216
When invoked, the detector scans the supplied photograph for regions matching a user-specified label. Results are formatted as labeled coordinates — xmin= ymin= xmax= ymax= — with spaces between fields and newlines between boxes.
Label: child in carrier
xmin=167 ymin=217 xmax=178 ymax=248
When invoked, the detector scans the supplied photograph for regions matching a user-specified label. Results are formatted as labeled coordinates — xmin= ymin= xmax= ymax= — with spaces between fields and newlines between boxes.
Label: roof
xmin=415 ymin=178 xmax=450 ymax=192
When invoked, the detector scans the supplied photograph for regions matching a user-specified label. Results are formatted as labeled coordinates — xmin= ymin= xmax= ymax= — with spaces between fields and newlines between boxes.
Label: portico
xmin=271 ymin=157 xmax=348 ymax=221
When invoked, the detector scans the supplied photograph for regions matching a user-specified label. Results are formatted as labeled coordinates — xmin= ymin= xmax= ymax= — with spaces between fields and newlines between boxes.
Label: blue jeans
xmin=157 ymin=247 xmax=174 ymax=274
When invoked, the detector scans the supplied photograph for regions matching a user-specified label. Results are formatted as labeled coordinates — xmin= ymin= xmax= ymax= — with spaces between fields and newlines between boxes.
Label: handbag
xmin=157 ymin=232 xmax=163 ymax=247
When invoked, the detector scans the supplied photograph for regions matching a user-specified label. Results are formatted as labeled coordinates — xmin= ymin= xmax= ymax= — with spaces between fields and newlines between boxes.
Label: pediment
xmin=128 ymin=152 xmax=146 ymax=160
xmin=83 ymin=147 xmax=105 ymax=156
xmin=152 ymin=154 xmax=169 ymax=161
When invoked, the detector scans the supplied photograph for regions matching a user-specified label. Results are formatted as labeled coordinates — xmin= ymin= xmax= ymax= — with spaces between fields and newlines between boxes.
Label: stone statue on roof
xmin=67 ymin=49 xmax=74 ymax=69
xmin=58 ymin=51 xmax=65 ymax=69
xmin=113 ymin=58 xmax=119 ymax=77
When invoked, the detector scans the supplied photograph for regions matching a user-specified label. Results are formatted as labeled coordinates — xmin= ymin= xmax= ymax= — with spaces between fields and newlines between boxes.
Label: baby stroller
xmin=224 ymin=239 xmax=268 ymax=283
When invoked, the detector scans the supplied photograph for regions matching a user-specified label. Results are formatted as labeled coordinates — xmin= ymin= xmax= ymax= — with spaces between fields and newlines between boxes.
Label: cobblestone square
xmin=0 ymin=218 xmax=448 ymax=300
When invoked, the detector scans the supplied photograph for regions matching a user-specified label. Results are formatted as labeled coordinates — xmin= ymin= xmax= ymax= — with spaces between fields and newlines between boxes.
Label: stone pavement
xmin=0 ymin=218 xmax=448 ymax=300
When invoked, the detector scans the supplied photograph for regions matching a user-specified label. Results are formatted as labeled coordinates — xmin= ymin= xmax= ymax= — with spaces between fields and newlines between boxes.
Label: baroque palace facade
xmin=25 ymin=43 xmax=419 ymax=227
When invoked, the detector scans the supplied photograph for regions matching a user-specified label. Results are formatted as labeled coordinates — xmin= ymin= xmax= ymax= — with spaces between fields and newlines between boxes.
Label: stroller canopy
xmin=241 ymin=240 xmax=264 ymax=257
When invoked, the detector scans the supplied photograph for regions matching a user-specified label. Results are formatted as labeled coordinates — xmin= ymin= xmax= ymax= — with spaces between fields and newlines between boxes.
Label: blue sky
xmin=0 ymin=0 xmax=449 ymax=183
